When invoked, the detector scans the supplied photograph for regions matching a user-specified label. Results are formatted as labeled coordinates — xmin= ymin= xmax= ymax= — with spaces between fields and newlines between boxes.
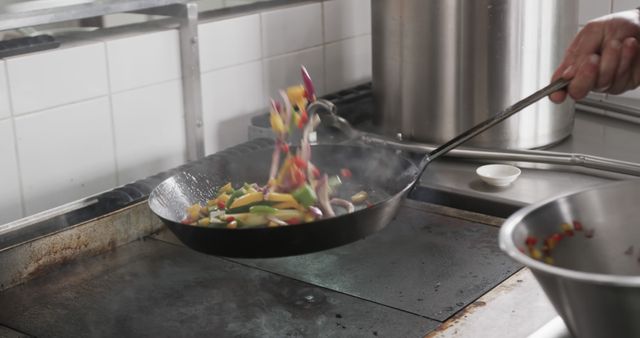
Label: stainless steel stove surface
xmin=0 ymin=199 xmax=517 ymax=337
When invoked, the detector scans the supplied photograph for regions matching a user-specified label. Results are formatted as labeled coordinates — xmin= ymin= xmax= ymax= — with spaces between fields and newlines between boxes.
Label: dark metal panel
xmin=0 ymin=325 xmax=31 ymax=338
xmin=236 ymin=204 xmax=522 ymax=321
xmin=0 ymin=240 xmax=437 ymax=338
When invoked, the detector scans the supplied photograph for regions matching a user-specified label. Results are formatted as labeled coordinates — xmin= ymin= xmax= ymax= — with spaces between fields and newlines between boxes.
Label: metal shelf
xmin=0 ymin=0 xmax=205 ymax=161
xmin=0 ymin=0 xmax=186 ymax=31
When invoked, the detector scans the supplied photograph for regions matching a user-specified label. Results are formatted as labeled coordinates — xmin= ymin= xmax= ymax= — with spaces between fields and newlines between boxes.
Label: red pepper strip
xmin=573 ymin=220 xmax=583 ymax=231
xmin=291 ymin=166 xmax=306 ymax=187
xmin=312 ymin=166 xmax=320 ymax=178
xmin=226 ymin=216 xmax=235 ymax=222
xmin=298 ymin=109 xmax=309 ymax=129
xmin=525 ymin=236 xmax=537 ymax=246
xmin=288 ymin=217 xmax=301 ymax=225
xmin=340 ymin=168 xmax=352 ymax=179
xmin=217 ymin=201 xmax=226 ymax=210
xmin=279 ymin=141 xmax=289 ymax=153
xmin=293 ymin=156 xmax=308 ymax=169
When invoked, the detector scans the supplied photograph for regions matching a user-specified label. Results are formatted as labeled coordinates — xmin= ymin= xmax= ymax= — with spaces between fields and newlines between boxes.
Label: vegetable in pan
xmin=182 ymin=66 xmax=370 ymax=228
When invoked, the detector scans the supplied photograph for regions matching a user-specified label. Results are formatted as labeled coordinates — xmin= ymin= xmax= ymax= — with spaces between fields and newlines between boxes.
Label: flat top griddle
xmin=0 ymin=200 xmax=520 ymax=338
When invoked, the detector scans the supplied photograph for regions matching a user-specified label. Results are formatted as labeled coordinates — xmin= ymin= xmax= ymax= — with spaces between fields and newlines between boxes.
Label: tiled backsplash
xmin=0 ymin=0 xmax=372 ymax=224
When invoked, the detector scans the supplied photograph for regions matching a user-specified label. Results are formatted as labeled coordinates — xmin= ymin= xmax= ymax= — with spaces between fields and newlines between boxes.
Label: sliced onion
xmin=307 ymin=161 xmax=318 ymax=189
xmin=280 ymin=90 xmax=292 ymax=130
xmin=266 ymin=215 xmax=288 ymax=226
xmin=307 ymin=205 xmax=323 ymax=219
xmin=330 ymin=198 xmax=355 ymax=213
xmin=301 ymin=66 xmax=316 ymax=101
xmin=269 ymin=145 xmax=281 ymax=180
xmin=316 ymin=174 xmax=335 ymax=218
xmin=301 ymin=114 xmax=320 ymax=163
xmin=300 ymin=139 xmax=311 ymax=163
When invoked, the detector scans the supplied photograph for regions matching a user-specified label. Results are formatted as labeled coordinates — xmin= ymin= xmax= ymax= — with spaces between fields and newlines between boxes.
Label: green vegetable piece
xmin=249 ymin=205 xmax=277 ymax=214
xmin=292 ymin=184 xmax=317 ymax=207
xmin=328 ymin=175 xmax=342 ymax=194
xmin=226 ymin=188 xmax=246 ymax=210
xmin=226 ymin=201 xmax=276 ymax=214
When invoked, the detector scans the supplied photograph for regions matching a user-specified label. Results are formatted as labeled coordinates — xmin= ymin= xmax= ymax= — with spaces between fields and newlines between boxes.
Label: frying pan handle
xmin=418 ymin=78 xmax=570 ymax=170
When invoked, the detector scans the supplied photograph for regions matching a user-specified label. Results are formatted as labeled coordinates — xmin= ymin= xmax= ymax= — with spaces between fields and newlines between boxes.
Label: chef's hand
xmin=550 ymin=9 xmax=640 ymax=103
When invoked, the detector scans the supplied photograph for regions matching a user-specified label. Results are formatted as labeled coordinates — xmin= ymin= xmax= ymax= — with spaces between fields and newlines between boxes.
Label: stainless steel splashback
xmin=372 ymin=0 xmax=578 ymax=149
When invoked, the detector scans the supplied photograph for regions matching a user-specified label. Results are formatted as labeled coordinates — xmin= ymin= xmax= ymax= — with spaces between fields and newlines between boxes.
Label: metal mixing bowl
xmin=499 ymin=180 xmax=640 ymax=338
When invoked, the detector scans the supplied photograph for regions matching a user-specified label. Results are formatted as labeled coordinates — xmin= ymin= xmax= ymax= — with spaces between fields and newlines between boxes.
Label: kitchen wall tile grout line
xmin=321 ymin=1 xmax=327 ymax=95
xmin=103 ymin=42 xmax=120 ymax=186
xmin=5 ymin=61 xmax=27 ymax=219
xmin=9 ymin=77 xmax=181 ymax=120
xmin=257 ymin=11 xmax=267 ymax=110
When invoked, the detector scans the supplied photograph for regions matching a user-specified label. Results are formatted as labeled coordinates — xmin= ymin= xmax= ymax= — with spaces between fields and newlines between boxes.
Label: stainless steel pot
xmin=372 ymin=0 xmax=578 ymax=149
xmin=499 ymin=180 xmax=640 ymax=338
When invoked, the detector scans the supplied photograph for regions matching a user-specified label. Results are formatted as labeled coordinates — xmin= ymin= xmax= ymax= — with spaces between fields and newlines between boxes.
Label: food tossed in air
xmin=182 ymin=67 xmax=371 ymax=228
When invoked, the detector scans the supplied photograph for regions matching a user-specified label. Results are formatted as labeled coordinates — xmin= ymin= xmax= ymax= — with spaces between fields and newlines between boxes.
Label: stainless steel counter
xmin=419 ymin=110 xmax=640 ymax=208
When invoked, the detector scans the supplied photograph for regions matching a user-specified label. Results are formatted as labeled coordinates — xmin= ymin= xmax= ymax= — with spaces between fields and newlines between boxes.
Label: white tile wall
xmin=263 ymin=46 xmax=325 ymax=100
xmin=579 ymin=0 xmax=611 ymax=24
xmin=202 ymin=61 xmax=264 ymax=153
xmin=324 ymin=35 xmax=372 ymax=93
xmin=111 ymin=80 xmax=186 ymax=185
xmin=105 ymin=30 xmax=181 ymax=93
xmin=6 ymin=43 xmax=109 ymax=115
xmin=199 ymin=14 xmax=262 ymax=72
xmin=0 ymin=120 xmax=23 ymax=224
xmin=14 ymin=97 xmax=116 ymax=215
xmin=0 ymin=62 xmax=11 ymax=120
xmin=261 ymin=3 xmax=323 ymax=57
xmin=323 ymin=0 xmax=371 ymax=43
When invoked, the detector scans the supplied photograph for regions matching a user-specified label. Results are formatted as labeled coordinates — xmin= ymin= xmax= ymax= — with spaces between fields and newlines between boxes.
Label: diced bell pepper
xmin=187 ymin=203 xmax=201 ymax=220
xmin=218 ymin=182 xmax=234 ymax=195
xmin=249 ymin=205 xmax=277 ymax=214
xmin=270 ymin=111 xmax=286 ymax=134
xmin=351 ymin=191 xmax=368 ymax=204
xmin=226 ymin=189 xmax=246 ymax=210
xmin=272 ymin=201 xmax=302 ymax=210
xmin=197 ymin=217 xmax=211 ymax=226
xmin=229 ymin=191 xmax=263 ymax=209
xmin=287 ymin=85 xmax=306 ymax=106
xmin=266 ymin=192 xmax=297 ymax=203
xmin=292 ymin=184 xmax=317 ymax=207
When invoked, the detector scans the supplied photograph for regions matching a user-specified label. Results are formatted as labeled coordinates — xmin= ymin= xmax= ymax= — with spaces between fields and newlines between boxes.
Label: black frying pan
xmin=148 ymin=79 xmax=568 ymax=258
